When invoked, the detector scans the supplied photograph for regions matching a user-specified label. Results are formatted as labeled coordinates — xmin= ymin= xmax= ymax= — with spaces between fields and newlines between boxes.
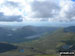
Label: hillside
xmin=0 ymin=43 xmax=17 ymax=53
xmin=18 ymin=26 xmax=75 ymax=54
xmin=0 ymin=26 xmax=75 ymax=56
xmin=64 ymin=26 xmax=75 ymax=32
xmin=0 ymin=26 xmax=58 ymax=43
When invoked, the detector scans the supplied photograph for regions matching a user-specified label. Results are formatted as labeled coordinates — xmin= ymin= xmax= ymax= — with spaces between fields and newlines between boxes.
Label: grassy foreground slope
xmin=0 ymin=27 xmax=75 ymax=56
xmin=18 ymin=28 xmax=75 ymax=54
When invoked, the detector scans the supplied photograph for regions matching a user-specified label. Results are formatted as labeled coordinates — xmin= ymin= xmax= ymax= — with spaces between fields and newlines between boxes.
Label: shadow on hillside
xmin=0 ymin=43 xmax=17 ymax=53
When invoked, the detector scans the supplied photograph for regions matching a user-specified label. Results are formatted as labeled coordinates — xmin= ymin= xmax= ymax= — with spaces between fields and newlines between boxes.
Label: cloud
xmin=29 ymin=0 xmax=60 ymax=18
xmin=26 ymin=0 xmax=75 ymax=22
xmin=0 ymin=0 xmax=25 ymax=22
xmin=0 ymin=0 xmax=75 ymax=22
xmin=4 ymin=1 xmax=20 ymax=8
xmin=0 ymin=12 xmax=22 ymax=22
xmin=57 ymin=0 xmax=75 ymax=22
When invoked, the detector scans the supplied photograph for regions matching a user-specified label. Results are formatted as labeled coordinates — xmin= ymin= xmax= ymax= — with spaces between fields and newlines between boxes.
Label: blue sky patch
xmin=72 ymin=0 xmax=75 ymax=1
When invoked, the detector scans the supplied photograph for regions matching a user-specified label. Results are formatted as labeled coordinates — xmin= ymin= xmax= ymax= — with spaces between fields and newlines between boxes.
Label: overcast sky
xmin=0 ymin=0 xmax=75 ymax=23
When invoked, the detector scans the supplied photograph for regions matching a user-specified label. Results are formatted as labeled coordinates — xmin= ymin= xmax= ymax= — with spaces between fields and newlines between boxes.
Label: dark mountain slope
xmin=64 ymin=26 xmax=75 ymax=32
xmin=0 ymin=43 xmax=17 ymax=53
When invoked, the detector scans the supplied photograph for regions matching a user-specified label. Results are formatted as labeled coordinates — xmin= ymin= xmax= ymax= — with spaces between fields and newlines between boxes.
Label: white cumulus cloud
xmin=0 ymin=0 xmax=75 ymax=22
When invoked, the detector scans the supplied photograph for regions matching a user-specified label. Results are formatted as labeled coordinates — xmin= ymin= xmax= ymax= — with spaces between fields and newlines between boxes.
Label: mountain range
xmin=0 ymin=26 xmax=75 ymax=56
xmin=17 ymin=26 xmax=75 ymax=55
xmin=0 ymin=26 xmax=58 ymax=43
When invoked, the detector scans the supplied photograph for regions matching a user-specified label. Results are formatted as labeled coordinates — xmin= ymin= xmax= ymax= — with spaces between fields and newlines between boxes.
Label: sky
xmin=0 ymin=0 xmax=75 ymax=26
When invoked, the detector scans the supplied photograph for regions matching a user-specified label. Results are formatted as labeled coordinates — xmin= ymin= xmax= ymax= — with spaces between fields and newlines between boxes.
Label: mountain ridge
xmin=0 ymin=26 xmax=58 ymax=43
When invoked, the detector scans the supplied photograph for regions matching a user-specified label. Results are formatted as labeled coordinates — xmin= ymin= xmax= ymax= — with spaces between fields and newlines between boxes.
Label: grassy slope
xmin=0 ymin=29 xmax=75 ymax=56
xmin=19 ymin=29 xmax=75 ymax=53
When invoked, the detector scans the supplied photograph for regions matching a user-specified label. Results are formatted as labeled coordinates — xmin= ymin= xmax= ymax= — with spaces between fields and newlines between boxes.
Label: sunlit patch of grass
xmin=35 ymin=54 xmax=57 ymax=56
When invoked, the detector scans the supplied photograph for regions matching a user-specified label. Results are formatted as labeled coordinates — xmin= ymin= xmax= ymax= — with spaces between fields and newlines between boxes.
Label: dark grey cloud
xmin=0 ymin=12 xmax=22 ymax=22
xmin=30 ymin=0 xmax=60 ymax=18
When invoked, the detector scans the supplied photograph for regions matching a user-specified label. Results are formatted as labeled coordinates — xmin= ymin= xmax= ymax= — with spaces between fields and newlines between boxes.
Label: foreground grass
xmin=35 ymin=54 xmax=57 ymax=56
